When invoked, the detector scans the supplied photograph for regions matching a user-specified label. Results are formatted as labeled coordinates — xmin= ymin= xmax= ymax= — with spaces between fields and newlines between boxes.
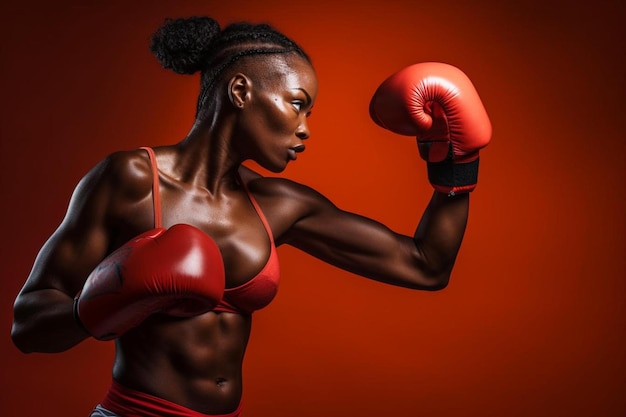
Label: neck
xmin=173 ymin=115 xmax=243 ymax=195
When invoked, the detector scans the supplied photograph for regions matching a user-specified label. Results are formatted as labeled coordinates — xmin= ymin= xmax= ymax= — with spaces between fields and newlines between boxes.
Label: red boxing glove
xmin=75 ymin=224 xmax=225 ymax=340
xmin=369 ymin=62 xmax=492 ymax=195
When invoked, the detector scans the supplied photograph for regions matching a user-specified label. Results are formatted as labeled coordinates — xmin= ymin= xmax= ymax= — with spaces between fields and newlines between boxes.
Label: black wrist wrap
xmin=427 ymin=157 xmax=479 ymax=191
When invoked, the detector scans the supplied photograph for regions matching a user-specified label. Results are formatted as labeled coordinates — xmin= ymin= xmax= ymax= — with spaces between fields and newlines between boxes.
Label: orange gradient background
xmin=1 ymin=1 xmax=624 ymax=416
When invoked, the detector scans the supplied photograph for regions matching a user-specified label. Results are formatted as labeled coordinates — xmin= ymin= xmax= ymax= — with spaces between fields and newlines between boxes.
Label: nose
xmin=295 ymin=119 xmax=310 ymax=140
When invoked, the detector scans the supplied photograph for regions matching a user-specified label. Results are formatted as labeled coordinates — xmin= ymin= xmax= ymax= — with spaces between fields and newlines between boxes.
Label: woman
xmin=11 ymin=16 xmax=489 ymax=417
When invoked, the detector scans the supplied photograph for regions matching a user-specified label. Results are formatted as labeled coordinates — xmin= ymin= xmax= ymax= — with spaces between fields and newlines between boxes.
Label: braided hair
xmin=150 ymin=16 xmax=310 ymax=119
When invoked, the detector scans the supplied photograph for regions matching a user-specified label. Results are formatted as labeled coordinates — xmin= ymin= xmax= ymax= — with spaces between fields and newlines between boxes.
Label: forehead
xmin=258 ymin=54 xmax=318 ymax=97
xmin=284 ymin=57 xmax=317 ymax=96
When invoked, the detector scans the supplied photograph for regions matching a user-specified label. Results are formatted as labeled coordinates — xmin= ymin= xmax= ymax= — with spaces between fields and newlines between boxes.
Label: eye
xmin=292 ymin=100 xmax=304 ymax=112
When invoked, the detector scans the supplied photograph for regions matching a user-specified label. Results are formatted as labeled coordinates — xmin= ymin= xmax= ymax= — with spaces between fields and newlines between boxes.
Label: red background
xmin=1 ymin=1 xmax=624 ymax=416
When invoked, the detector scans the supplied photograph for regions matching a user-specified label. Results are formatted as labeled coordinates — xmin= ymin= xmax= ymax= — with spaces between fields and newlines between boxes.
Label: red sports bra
xmin=141 ymin=147 xmax=280 ymax=315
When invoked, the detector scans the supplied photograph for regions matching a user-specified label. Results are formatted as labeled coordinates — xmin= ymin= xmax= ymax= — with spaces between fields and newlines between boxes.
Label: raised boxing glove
xmin=369 ymin=62 xmax=492 ymax=195
xmin=74 ymin=224 xmax=225 ymax=340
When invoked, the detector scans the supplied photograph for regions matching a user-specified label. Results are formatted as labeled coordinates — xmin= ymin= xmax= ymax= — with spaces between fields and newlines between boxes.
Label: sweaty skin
xmin=11 ymin=55 xmax=469 ymax=414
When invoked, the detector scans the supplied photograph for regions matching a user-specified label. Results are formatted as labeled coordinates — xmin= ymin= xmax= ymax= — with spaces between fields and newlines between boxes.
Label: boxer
xmin=12 ymin=16 xmax=491 ymax=416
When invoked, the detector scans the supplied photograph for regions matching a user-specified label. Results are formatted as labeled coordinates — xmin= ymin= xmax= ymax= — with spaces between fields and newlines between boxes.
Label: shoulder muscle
xmin=22 ymin=149 xmax=154 ymax=295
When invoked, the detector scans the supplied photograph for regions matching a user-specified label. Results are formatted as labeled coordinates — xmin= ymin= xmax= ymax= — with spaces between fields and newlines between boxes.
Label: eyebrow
xmin=294 ymin=88 xmax=312 ymax=105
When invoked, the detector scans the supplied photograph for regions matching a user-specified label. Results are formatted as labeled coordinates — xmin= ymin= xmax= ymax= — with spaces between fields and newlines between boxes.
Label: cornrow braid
xmin=150 ymin=17 xmax=310 ymax=119
xmin=196 ymin=47 xmax=299 ymax=115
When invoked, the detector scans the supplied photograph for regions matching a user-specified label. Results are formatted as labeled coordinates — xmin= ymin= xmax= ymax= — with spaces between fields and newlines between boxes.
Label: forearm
xmin=11 ymin=289 xmax=90 ymax=353
xmin=413 ymin=191 xmax=469 ymax=283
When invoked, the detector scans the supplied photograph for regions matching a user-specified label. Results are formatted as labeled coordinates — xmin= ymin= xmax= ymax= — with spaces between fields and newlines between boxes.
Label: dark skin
xmin=11 ymin=54 xmax=469 ymax=414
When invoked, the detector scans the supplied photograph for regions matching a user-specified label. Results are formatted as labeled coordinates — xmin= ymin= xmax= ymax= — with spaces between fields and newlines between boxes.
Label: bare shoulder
xmin=240 ymin=165 xmax=329 ymax=205
xmin=237 ymin=166 xmax=336 ymax=237
xmin=99 ymin=148 xmax=154 ymax=200
xmin=64 ymin=148 xmax=155 ymax=232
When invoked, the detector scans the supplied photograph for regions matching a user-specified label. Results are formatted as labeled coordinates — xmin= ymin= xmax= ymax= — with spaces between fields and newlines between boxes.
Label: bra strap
xmin=237 ymin=174 xmax=274 ymax=245
xmin=140 ymin=147 xmax=162 ymax=229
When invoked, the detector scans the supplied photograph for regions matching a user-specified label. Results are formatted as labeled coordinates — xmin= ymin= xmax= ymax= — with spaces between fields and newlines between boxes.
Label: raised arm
xmin=276 ymin=62 xmax=491 ymax=290
xmin=276 ymin=185 xmax=468 ymax=290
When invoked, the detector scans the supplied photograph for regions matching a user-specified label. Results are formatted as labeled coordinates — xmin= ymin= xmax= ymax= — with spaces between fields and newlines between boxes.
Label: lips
xmin=288 ymin=144 xmax=306 ymax=161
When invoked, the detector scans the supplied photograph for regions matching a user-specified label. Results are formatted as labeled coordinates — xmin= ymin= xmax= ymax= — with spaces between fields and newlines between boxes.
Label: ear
xmin=228 ymin=73 xmax=251 ymax=109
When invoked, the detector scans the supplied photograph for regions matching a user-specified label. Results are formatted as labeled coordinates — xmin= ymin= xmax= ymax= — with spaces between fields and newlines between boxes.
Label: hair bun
xmin=150 ymin=16 xmax=221 ymax=74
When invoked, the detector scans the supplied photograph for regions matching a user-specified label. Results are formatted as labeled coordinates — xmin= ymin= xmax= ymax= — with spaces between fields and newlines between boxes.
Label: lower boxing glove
xmin=74 ymin=224 xmax=225 ymax=340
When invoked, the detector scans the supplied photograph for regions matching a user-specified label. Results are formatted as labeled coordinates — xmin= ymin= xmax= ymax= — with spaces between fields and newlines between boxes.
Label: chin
xmin=269 ymin=166 xmax=288 ymax=174
xmin=262 ymin=160 xmax=289 ymax=174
